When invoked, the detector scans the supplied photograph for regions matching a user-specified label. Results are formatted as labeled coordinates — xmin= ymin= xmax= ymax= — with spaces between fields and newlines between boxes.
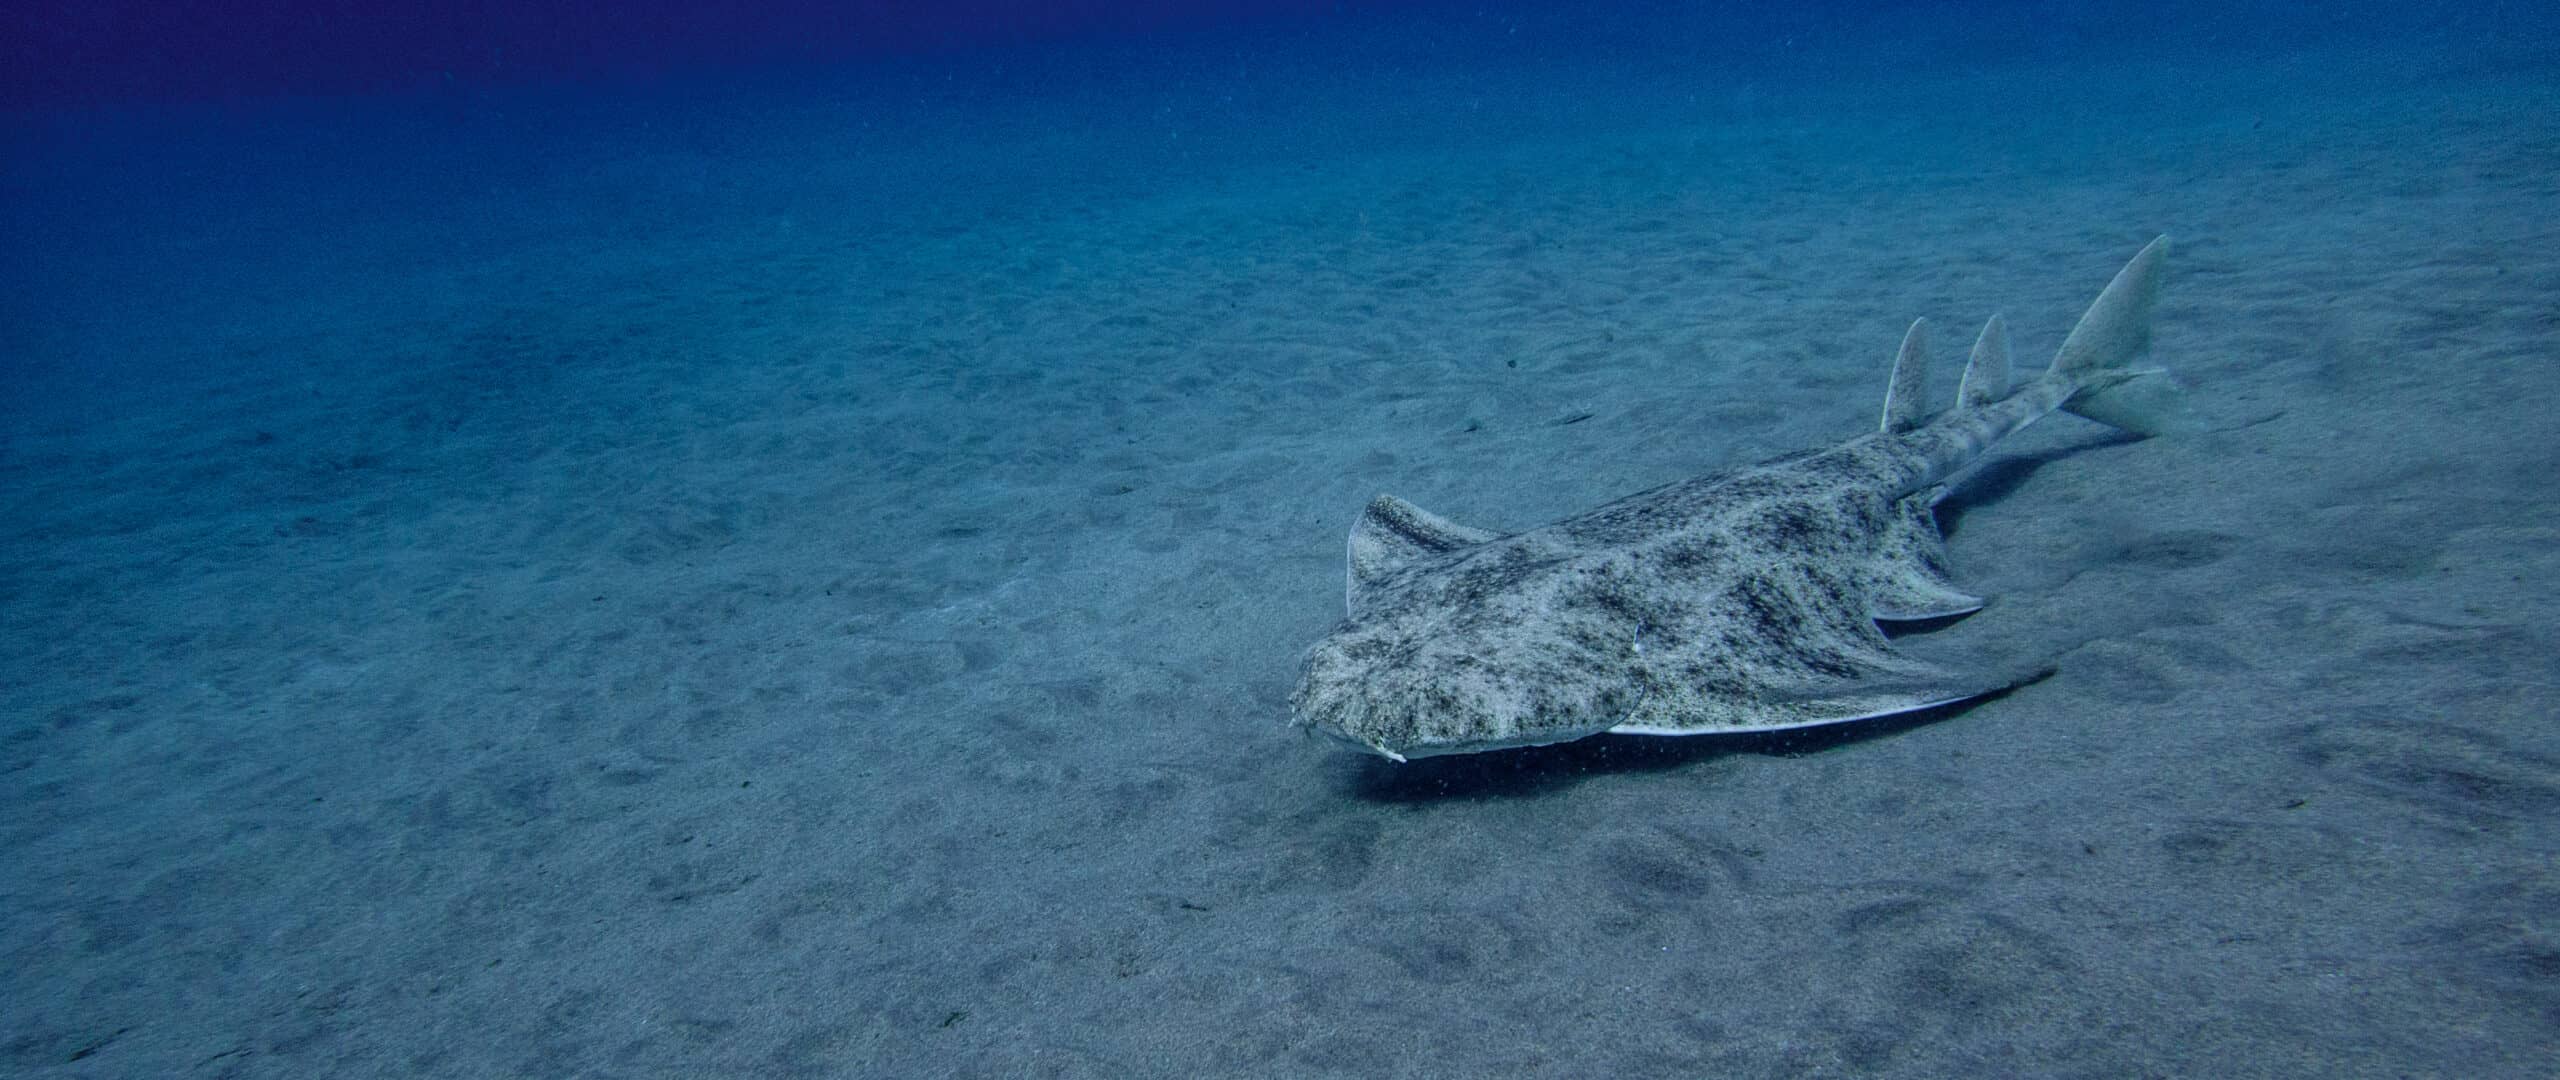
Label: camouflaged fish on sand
xmin=1292 ymin=237 xmax=2200 ymax=761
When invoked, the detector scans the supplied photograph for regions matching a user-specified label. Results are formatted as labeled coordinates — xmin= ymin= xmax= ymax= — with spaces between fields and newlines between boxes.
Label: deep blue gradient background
xmin=0 ymin=1 xmax=1336 ymax=107
xmin=6 ymin=1 xmax=2552 ymax=109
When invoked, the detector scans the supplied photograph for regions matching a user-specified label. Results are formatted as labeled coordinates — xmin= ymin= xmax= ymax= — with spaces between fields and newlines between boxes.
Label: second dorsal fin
xmin=1957 ymin=315 xmax=2011 ymax=407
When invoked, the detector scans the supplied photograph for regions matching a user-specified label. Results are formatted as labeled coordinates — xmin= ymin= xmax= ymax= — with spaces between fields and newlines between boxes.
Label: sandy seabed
xmin=4 ymin=37 xmax=2557 ymax=1079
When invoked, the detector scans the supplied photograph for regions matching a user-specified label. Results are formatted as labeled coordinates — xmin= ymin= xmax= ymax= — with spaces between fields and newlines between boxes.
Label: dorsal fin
xmin=1880 ymin=318 xmax=1931 ymax=433
xmin=1345 ymin=494 xmax=1501 ymax=616
xmin=1957 ymin=314 xmax=2011 ymax=407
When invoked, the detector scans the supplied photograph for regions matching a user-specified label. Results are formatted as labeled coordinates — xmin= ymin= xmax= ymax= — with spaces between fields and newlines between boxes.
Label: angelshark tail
xmin=1880 ymin=235 xmax=2197 ymax=496
xmin=2048 ymin=235 xmax=2202 ymax=436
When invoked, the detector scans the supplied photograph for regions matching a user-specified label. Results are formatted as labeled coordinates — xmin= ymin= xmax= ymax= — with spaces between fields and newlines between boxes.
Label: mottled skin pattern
xmin=1292 ymin=237 xmax=2182 ymax=760
xmin=1293 ymin=378 xmax=2073 ymax=760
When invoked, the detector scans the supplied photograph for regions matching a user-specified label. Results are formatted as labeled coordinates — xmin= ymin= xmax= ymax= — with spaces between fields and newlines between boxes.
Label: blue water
xmin=12 ymin=1 xmax=2537 ymax=415
xmin=5 ymin=3 xmax=2557 ymax=1076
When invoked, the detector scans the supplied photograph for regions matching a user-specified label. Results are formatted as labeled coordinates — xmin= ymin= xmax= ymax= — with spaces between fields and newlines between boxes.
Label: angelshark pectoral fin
xmin=1759 ymin=659 xmax=2055 ymax=724
xmin=1607 ymin=658 xmax=2054 ymax=737
xmin=1344 ymin=493 xmax=1504 ymax=617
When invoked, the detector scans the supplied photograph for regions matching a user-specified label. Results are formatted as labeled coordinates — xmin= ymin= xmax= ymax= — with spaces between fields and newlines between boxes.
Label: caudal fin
xmin=2050 ymin=235 xmax=2202 ymax=436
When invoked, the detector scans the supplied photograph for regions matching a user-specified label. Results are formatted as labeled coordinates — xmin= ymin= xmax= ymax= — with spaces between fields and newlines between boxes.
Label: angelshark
xmin=1291 ymin=236 xmax=2198 ymax=761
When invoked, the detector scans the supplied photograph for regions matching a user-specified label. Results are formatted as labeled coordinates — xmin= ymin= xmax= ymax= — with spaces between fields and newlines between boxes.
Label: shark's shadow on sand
xmin=1930 ymin=429 xmax=2142 ymax=540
